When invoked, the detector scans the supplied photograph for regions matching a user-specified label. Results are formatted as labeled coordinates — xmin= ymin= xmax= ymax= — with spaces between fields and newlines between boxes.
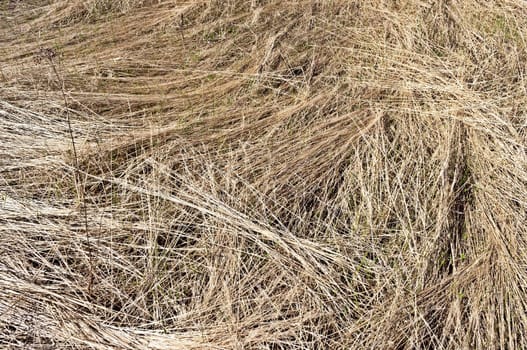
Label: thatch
xmin=2 ymin=1 xmax=527 ymax=348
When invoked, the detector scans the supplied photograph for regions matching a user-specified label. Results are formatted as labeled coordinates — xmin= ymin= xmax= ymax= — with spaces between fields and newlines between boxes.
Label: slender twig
xmin=38 ymin=48 xmax=94 ymax=294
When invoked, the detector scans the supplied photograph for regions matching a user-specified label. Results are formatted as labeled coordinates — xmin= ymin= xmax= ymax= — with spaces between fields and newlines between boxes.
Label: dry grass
xmin=2 ymin=0 xmax=527 ymax=348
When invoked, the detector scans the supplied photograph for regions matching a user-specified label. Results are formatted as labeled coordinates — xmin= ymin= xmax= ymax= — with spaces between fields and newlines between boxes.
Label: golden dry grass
xmin=2 ymin=0 xmax=527 ymax=348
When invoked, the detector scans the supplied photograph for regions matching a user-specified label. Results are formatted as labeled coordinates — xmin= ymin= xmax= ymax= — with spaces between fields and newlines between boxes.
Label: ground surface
xmin=2 ymin=1 xmax=527 ymax=349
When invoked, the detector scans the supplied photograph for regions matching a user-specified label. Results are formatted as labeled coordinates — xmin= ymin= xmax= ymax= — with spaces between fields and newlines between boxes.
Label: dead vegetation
xmin=2 ymin=0 xmax=527 ymax=348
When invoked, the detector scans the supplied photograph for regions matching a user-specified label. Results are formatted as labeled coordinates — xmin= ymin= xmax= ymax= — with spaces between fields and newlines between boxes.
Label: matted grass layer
xmin=2 ymin=1 xmax=527 ymax=349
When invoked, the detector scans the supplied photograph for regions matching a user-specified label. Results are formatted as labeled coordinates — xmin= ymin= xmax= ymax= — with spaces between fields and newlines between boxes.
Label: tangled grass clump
xmin=2 ymin=1 xmax=527 ymax=348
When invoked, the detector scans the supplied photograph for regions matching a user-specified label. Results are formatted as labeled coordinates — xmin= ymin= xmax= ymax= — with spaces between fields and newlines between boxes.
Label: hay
xmin=2 ymin=1 xmax=527 ymax=348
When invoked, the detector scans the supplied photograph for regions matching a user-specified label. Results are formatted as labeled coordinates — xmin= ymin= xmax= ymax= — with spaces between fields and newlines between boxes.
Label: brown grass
xmin=2 ymin=0 xmax=527 ymax=348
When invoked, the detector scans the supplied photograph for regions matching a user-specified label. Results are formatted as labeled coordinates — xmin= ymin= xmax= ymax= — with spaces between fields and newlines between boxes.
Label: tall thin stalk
xmin=37 ymin=48 xmax=94 ymax=294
